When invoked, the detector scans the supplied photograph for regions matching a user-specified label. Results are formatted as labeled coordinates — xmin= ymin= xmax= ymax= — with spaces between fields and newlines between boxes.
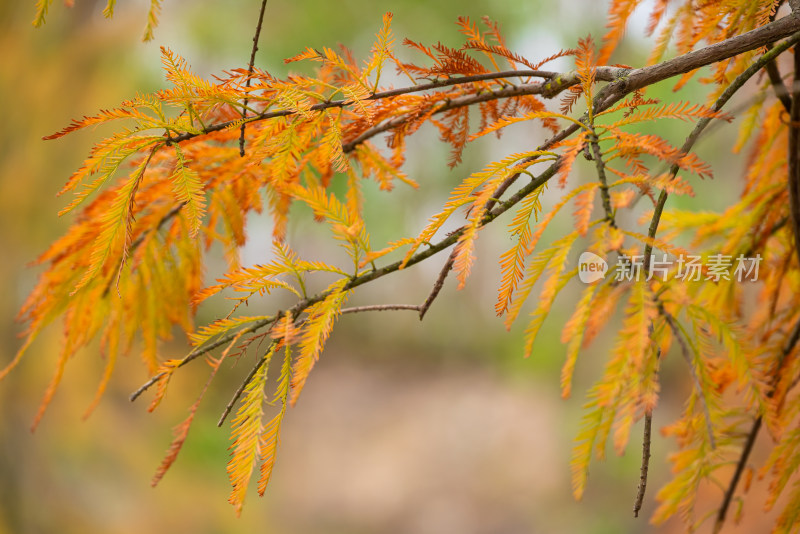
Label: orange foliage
xmin=9 ymin=2 xmax=800 ymax=530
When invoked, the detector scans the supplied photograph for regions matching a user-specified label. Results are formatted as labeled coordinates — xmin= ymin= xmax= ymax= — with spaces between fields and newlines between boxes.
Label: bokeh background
xmin=0 ymin=0 xmax=782 ymax=532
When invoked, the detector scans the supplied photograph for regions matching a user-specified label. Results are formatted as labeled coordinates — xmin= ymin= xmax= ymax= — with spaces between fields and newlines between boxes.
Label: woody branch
xmin=131 ymin=14 xmax=800 ymax=403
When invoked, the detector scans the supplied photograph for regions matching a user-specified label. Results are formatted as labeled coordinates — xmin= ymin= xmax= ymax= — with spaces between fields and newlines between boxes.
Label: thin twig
xmin=789 ymin=42 xmax=800 ymax=268
xmin=130 ymin=315 xmax=276 ymax=401
xmin=171 ymin=70 xmax=568 ymax=146
xmin=217 ymin=348 xmax=271 ymax=427
xmin=340 ymin=81 xmax=600 ymax=153
xmin=634 ymin=402 xmax=654 ymax=518
xmin=634 ymin=315 xmax=658 ymax=518
xmin=589 ymin=133 xmax=616 ymax=227
xmin=419 ymin=249 xmax=456 ymax=320
xmin=130 ymin=202 xmax=185 ymax=251
xmin=712 ymin=417 xmax=760 ymax=534
xmin=239 ymin=0 xmax=269 ymax=157
xmin=340 ymin=304 xmax=422 ymax=314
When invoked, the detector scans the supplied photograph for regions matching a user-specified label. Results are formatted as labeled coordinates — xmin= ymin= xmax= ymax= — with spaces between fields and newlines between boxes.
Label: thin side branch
xmin=170 ymin=69 xmax=573 ymax=145
xmin=712 ymin=417 xmax=760 ymax=534
xmin=340 ymin=304 xmax=422 ymax=314
xmin=130 ymin=315 xmax=276 ymax=401
xmin=789 ymin=42 xmax=800 ymax=268
xmin=217 ymin=349 xmax=271 ymax=427
xmin=217 ymin=304 xmax=427 ymax=426
xmin=634 ymin=407 xmax=653 ymax=517
xmin=621 ymin=12 xmax=800 ymax=94
xmin=419 ymin=249 xmax=456 ymax=320
xmin=239 ymin=0 xmax=269 ymax=157
xmin=589 ymin=133 xmax=616 ymax=227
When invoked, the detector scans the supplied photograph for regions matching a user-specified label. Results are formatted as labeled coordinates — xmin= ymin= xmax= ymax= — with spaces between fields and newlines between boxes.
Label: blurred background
xmin=0 ymin=0 xmax=780 ymax=532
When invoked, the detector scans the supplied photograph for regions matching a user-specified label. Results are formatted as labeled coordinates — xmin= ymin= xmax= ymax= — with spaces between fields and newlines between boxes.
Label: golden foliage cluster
xmin=8 ymin=0 xmax=800 ymax=529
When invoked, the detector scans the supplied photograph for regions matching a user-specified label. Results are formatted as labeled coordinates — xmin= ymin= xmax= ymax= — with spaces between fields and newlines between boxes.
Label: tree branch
xmin=166 ymin=12 xmax=800 ymax=150
xmin=340 ymin=304 xmax=422 ymax=314
xmin=170 ymin=69 xmax=572 ymax=145
xmin=418 ymin=249 xmax=456 ymax=320
xmin=630 ymin=32 xmax=800 ymax=518
xmin=130 ymin=160 xmax=561 ymax=401
xmin=217 ymin=347 xmax=271 ymax=427
xmin=634 ymin=401 xmax=653 ymax=518
xmin=129 ymin=20 xmax=800 ymax=406
xmin=589 ymin=133 xmax=616 ymax=227
xmin=789 ymin=42 xmax=800 ymax=268
xmin=766 ymin=54 xmax=792 ymax=112
xmin=619 ymin=12 xmax=800 ymax=95
xmin=643 ymin=30 xmax=800 ymax=270
xmin=130 ymin=315 xmax=277 ymax=401
xmin=239 ymin=0 xmax=269 ymax=157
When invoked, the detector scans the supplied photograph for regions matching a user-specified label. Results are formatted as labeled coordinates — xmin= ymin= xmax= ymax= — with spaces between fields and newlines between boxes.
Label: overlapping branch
xmin=131 ymin=13 xmax=800 ymax=411
xmin=164 ymin=11 xmax=800 ymax=150
xmin=633 ymin=28 xmax=800 ymax=523
xmin=130 ymin=158 xmax=561 ymax=401
xmin=112 ymin=10 xmax=800 ymax=524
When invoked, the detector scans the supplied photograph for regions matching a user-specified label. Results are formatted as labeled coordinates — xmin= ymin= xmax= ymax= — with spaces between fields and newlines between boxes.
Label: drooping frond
xmin=597 ymin=0 xmax=639 ymax=65
xmin=560 ymin=281 xmax=603 ymax=399
xmin=71 ymin=146 xmax=157 ymax=295
xmin=142 ymin=0 xmax=163 ymax=41
xmin=227 ymin=344 xmax=275 ymax=516
xmin=505 ymin=230 xmax=581 ymax=330
xmin=30 ymin=345 xmax=71 ymax=432
xmin=402 ymin=151 xmax=546 ymax=268
xmin=364 ymin=12 xmax=396 ymax=89
xmin=32 ymin=0 xmax=52 ymax=27
xmin=82 ymin=316 xmax=120 ymax=419
xmin=571 ymin=281 xmax=658 ymax=499
xmin=469 ymin=111 xmax=577 ymax=142
xmin=289 ymin=278 xmax=350 ymax=406
xmin=573 ymin=186 xmax=597 ymax=236
xmin=170 ymin=145 xmax=206 ymax=237
xmin=604 ymin=130 xmax=714 ymax=179
xmin=575 ymin=36 xmax=597 ymax=119
xmin=495 ymin=183 xmax=547 ymax=317
xmin=607 ymin=101 xmax=730 ymax=129
xmin=522 ymin=259 xmax=576 ymax=358
xmin=257 ymin=313 xmax=297 ymax=495
xmin=190 ymin=315 xmax=275 ymax=349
